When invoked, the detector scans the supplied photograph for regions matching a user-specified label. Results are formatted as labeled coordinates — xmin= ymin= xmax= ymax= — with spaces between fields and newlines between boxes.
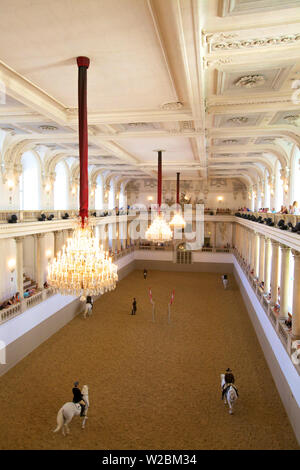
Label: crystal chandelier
xmin=146 ymin=212 xmax=173 ymax=242
xmin=169 ymin=172 xmax=186 ymax=229
xmin=47 ymin=57 xmax=118 ymax=296
xmin=145 ymin=150 xmax=173 ymax=243
xmin=48 ymin=220 xmax=117 ymax=296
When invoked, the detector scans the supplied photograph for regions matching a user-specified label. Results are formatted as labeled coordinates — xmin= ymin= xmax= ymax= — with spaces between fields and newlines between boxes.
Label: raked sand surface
xmin=0 ymin=270 xmax=299 ymax=450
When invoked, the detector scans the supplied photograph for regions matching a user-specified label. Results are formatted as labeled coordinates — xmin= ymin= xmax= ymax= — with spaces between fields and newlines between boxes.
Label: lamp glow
xmin=8 ymin=258 xmax=16 ymax=272
xmin=145 ymin=213 xmax=173 ymax=242
xmin=169 ymin=212 xmax=186 ymax=229
xmin=48 ymin=219 xmax=118 ymax=296
xmin=7 ymin=179 xmax=14 ymax=190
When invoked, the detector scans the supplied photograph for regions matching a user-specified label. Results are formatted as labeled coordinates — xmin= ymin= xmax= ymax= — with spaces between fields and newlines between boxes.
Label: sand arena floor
xmin=0 ymin=270 xmax=299 ymax=450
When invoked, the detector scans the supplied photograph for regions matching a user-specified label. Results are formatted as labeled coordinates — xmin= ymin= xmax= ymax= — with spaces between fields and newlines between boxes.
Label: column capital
xmin=271 ymin=239 xmax=280 ymax=247
xmin=35 ymin=233 xmax=45 ymax=239
xmin=280 ymin=244 xmax=291 ymax=252
xmin=292 ymin=249 xmax=300 ymax=259
xmin=14 ymin=236 xmax=25 ymax=242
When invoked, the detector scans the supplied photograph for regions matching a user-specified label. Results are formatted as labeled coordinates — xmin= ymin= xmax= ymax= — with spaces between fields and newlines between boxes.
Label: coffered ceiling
xmin=0 ymin=0 xmax=300 ymax=186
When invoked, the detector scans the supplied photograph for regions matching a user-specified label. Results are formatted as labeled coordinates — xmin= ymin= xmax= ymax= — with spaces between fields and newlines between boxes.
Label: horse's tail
xmin=53 ymin=407 xmax=64 ymax=433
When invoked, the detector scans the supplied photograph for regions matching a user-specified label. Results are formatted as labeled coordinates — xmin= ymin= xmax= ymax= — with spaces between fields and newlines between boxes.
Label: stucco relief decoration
xmin=283 ymin=115 xmax=300 ymax=125
xmin=223 ymin=139 xmax=238 ymax=144
xmin=144 ymin=180 xmax=156 ymax=189
xmin=210 ymin=33 xmax=300 ymax=52
xmin=161 ymin=102 xmax=183 ymax=110
xmin=1 ymin=127 xmax=15 ymax=135
xmin=210 ymin=178 xmax=227 ymax=188
xmin=227 ymin=117 xmax=249 ymax=125
xmin=39 ymin=125 xmax=58 ymax=132
xmin=235 ymin=75 xmax=265 ymax=89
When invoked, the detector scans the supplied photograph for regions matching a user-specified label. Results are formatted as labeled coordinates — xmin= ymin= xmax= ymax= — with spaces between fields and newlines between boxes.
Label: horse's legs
xmin=64 ymin=416 xmax=72 ymax=434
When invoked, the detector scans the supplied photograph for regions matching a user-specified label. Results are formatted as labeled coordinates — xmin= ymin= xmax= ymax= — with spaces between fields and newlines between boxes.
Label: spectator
xmin=290 ymin=201 xmax=299 ymax=215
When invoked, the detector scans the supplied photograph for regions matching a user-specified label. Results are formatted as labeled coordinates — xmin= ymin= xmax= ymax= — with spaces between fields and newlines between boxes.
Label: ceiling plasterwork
xmin=0 ymin=0 xmax=299 ymax=186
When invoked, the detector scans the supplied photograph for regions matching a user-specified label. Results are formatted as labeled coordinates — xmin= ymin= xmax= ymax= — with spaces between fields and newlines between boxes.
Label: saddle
xmin=222 ymin=382 xmax=238 ymax=400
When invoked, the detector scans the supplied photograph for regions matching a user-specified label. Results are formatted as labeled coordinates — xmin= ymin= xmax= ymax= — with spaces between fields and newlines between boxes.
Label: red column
xmin=176 ymin=172 xmax=180 ymax=205
xmin=157 ymin=150 xmax=162 ymax=212
xmin=77 ymin=56 xmax=90 ymax=227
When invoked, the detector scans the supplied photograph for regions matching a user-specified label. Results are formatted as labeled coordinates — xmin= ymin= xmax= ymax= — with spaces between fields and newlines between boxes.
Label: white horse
xmin=222 ymin=276 xmax=228 ymax=289
xmin=53 ymin=385 xmax=89 ymax=435
xmin=220 ymin=374 xmax=238 ymax=415
xmin=83 ymin=303 xmax=93 ymax=319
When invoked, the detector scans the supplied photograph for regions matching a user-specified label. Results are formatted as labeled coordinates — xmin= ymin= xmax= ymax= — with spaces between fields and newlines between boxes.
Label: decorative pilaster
xmin=280 ymin=245 xmax=291 ymax=319
xmin=264 ymin=237 xmax=271 ymax=294
xmin=292 ymin=250 xmax=300 ymax=337
xmin=15 ymin=236 xmax=24 ymax=297
xmin=270 ymin=241 xmax=280 ymax=305
xmin=259 ymin=234 xmax=265 ymax=283
xmin=254 ymin=232 xmax=260 ymax=278
xmin=53 ymin=230 xmax=61 ymax=257
xmin=35 ymin=233 xmax=46 ymax=290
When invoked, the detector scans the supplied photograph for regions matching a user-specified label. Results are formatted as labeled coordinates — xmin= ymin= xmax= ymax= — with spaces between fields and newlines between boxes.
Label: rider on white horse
xmin=72 ymin=381 xmax=86 ymax=417
xmin=221 ymin=368 xmax=238 ymax=400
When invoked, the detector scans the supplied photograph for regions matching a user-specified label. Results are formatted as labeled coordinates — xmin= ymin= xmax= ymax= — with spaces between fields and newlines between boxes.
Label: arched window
xmin=20 ymin=151 xmax=41 ymax=210
xmin=275 ymin=160 xmax=283 ymax=211
xmin=108 ymin=182 xmax=115 ymax=210
xmin=95 ymin=174 xmax=103 ymax=210
xmin=119 ymin=187 xmax=125 ymax=209
xmin=54 ymin=160 xmax=69 ymax=210
xmin=264 ymin=172 xmax=270 ymax=210
xmin=290 ymin=146 xmax=300 ymax=206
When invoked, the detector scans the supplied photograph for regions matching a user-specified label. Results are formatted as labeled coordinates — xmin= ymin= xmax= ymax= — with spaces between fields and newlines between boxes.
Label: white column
xmin=232 ymin=223 xmax=236 ymax=249
xmin=259 ymin=234 xmax=265 ymax=283
xmin=292 ymin=251 xmax=300 ymax=337
xmin=251 ymin=231 xmax=256 ymax=272
xmin=53 ymin=230 xmax=61 ymax=257
xmin=212 ymin=222 xmax=217 ymax=248
xmin=254 ymin=232 xmax=260 ymax=278
xmin=280 ymin=245 xmax=290 ymax=319
xmin=15 ymin=236 xmax=24 ymax=297
xmin=35 ymin=233 xmax=45 ymax=289
xmin=270 ymin=241 xmax=280 ymax=305
xmin=264 ymin=237 xmax=271 ymax=294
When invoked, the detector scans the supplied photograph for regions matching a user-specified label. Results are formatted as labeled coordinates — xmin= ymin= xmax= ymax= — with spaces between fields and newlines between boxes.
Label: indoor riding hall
xmin=1 ymin=0 xmax=300 ymax=452
xmin=0 ymin=270 xmax=298 ymax=450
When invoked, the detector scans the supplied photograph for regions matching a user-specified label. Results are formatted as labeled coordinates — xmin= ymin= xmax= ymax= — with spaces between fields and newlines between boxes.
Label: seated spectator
xmin=290 ymin=201 xmax=299 ymax=215
xmin=280 ymin=206 xmax=288 ymax=214
xmin=23 ymin=289 xmax=30 ymax=298
xmin=285 ymin=318 xmax=292 ymax=329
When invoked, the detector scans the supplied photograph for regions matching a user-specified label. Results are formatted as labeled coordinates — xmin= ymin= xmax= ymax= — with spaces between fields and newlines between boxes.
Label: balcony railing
xmin=0 ymin=287 xmax=56 ymax=326
xmin=234 ymin=249 xmax=299 ymax=375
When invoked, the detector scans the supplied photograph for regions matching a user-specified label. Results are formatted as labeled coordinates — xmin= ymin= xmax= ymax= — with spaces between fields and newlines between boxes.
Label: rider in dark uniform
xmin=72 ymin=381 xmax=86 ymax=416
xmin=222 ymin=368 xmax=239 ymax=400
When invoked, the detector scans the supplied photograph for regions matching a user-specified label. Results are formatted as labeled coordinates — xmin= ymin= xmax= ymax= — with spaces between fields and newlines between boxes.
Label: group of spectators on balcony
xmin=0 ymin=292 xmax=20 ymax=310
xmin=238 ymin=200 xmax=299 ymax=215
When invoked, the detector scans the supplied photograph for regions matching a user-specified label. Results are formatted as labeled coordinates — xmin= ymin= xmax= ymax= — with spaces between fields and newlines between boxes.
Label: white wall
xmin=23 ymin=236 xmax=36 ymax=281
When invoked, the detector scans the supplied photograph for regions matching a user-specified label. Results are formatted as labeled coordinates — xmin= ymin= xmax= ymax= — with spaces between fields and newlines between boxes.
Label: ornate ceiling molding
xmin=235 ymin=75 xmax=266 ymax=89
xmin=206 ymin=32 xmax=300 ymax=53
